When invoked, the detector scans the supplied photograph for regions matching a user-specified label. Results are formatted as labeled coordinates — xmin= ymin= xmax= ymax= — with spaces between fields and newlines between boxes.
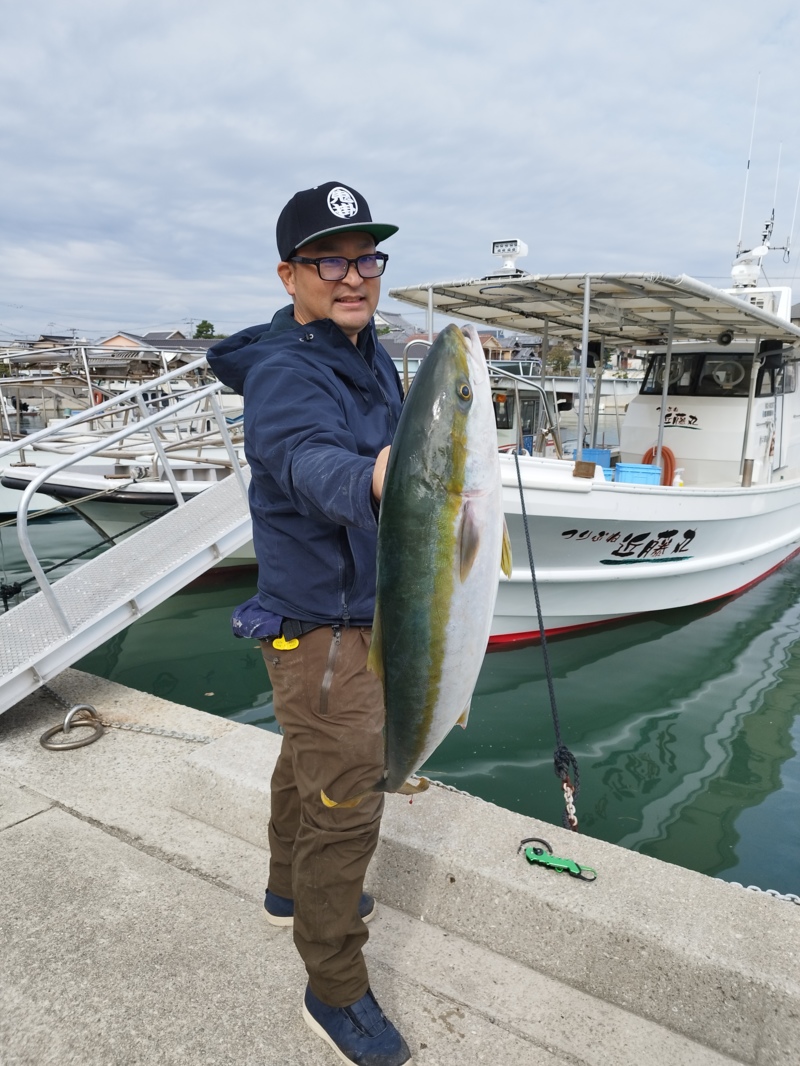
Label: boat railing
xmin=400 ymin=338 xmax=432 ymax=393
xmin=2 ymin=359 xmax=248 ymax=635
xmin=488 ymin=365 xmax=564 ymax=457
xmin=0 ymin=357 xmax=210 ymax=459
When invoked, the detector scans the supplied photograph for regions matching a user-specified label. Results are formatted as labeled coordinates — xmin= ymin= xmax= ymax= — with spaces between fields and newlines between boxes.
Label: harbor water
xmin=74 ymin=556 xmax=800 ymax=899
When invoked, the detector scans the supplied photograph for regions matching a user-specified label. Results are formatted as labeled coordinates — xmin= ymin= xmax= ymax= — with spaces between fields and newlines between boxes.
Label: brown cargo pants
xmin=261 ymin=625 xmax=385 ymax=1007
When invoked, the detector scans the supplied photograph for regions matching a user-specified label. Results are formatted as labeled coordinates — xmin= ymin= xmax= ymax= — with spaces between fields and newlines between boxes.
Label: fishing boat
xmin=0 ymin=348 xmax=245 ymax=534
xmin=390 ymin=240 xmax=800 ymax=644
xmin=0 ymin=356 xmax=248 ymax=568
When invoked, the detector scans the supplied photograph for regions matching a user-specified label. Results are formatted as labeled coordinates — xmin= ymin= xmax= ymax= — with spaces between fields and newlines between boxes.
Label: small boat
xmin=0 ymin=346 xmax=244 ymax=526
xmin=390 ymin=241 xmax=800 ymax=645
xmin=0 ymin=356 xmax=249 ymax=566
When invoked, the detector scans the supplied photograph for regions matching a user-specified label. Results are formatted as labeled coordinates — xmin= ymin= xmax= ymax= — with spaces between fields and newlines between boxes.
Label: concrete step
xmin=2 ymin=669 xmax=796 ymax=1065
xmin=177 ymin=719 xmax=800 ymax=1066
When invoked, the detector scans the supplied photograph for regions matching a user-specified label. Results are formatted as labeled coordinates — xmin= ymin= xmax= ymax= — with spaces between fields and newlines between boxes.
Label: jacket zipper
xmin=319 ymin=626 xmax=341 ymax=716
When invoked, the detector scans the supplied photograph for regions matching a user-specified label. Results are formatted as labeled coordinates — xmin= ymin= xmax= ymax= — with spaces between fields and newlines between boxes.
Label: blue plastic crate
xmin=614 ymin=463 xmax=662 ymax=485
xmin=573 ymin=447 xmax=612 ymax=467
xmin=603 ymin=467 xmax=614 ymax=481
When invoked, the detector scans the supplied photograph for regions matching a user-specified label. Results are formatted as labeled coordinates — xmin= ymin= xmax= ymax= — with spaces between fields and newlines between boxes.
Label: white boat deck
xmin=0 ymin=471 xmax=251 ymax=716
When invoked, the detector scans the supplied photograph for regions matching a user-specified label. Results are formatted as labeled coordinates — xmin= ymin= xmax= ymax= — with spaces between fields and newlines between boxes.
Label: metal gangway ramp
xmin=0 ymin=471 xmax=252 ymax=716
xmin=0 ymin=356 xmax=253 ymax=717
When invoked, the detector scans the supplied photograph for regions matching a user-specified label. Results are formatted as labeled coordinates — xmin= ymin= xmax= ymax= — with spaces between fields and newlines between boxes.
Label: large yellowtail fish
xmin=322 ymin=323 xmax=511 ymax=808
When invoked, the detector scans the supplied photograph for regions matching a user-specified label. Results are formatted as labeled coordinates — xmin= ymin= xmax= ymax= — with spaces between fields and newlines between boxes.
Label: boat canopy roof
xmin=389 ymin=272 xmax=800 ymax=346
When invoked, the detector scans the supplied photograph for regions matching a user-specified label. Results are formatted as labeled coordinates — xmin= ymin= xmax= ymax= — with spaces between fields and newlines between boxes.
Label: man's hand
xmin=372 ymin=446 xmax=390 ymax=502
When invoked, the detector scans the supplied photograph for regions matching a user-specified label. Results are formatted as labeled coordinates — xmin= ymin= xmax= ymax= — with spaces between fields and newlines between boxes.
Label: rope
xmin=514 ymin=451 xmax=581 ymax=831
xmin=1 ymin=505 xmax=170 ymax=609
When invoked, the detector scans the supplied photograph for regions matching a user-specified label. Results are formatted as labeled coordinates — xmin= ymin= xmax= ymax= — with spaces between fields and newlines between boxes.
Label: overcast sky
xmin=3 ymin=0 xmax=800 ymax=341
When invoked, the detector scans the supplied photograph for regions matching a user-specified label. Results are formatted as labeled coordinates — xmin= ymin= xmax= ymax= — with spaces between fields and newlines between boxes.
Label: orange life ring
xmin=642 ymin=445 xmax=675 ymax=486
xmin=92 ymin=389 xmax=104 ymax=406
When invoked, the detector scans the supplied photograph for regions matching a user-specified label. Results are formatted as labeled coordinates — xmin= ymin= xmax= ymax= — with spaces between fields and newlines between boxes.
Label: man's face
xmin=277 ymin=231 xmax=381 ymax=343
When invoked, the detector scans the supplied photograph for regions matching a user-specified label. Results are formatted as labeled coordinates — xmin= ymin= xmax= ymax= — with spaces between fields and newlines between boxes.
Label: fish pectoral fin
xmin=366 ymin=611 xmax=384 ymax=682
xmin=397 ymin=776 xmax=430 ymax=796
xmin=459 ymin=501 xmax=481 ymax=582
xmin=501 ymin=517 xmax=513 ymax=579
xmin=320 ymin=783 xmax=379 ymax=809
xmin=456 ymin=700 xmax=471 ymax=728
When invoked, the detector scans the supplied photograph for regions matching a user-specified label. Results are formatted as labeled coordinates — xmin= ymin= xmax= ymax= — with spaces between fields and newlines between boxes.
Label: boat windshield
xmin=640 ymin=352 xmax=793 ymax=398
xmin=492 ymin=391 xmax=540 ymax=433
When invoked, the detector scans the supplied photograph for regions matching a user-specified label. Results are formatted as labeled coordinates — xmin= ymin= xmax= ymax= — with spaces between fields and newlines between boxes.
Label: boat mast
xmin=736 ymin=74 xmax=760 ymax=260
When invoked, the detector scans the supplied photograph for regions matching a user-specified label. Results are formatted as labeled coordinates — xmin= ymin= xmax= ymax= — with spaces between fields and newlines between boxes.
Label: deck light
xmin=492 ymin=239 xmax=528 ymax=272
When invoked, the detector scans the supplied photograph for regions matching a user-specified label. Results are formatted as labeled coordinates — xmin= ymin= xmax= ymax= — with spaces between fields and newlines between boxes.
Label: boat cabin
xmin=621 ymin=339 xmax=800 ymax=486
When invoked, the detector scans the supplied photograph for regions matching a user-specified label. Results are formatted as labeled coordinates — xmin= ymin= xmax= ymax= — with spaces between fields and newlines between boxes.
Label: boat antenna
xmin=736 ymin=73 xmax=760 ymax=259
xmin=784 ymin=174 xmax=800 ymax=264
xmin=757 ymin=142 xmax=782 ymax=283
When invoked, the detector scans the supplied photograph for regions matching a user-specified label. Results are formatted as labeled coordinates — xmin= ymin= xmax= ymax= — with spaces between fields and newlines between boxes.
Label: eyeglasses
xmin=290 ymin=251 xmax=389 ymax=281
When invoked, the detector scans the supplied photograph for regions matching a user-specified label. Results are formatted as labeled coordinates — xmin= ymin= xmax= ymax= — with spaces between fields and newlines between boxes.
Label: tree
xmin=545 ymin=342 xmax=573 ymax=375
xmin=194 ymin=320 xmax=215 ymax=339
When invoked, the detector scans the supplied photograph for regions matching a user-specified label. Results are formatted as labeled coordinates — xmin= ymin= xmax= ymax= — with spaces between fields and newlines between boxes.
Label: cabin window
xmin=520 ymin=398 xmax=539 ymax=434
xmin=493 ymin=392 xmax=514 ymax=429
xmin=642 ymin=351 xmax=785 ymax=398
xmin=641 ymin=355 xmax=694 ymax=395
xmin=696 ymin=356 xmax=751 ymax=396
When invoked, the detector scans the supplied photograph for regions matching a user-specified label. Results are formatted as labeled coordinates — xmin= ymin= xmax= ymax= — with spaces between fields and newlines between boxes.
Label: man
xmin=208 ymin=182 xmax=411 ymax=1066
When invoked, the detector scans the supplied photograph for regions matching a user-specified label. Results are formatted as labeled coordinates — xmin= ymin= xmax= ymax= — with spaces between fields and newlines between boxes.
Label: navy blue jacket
xmin=208 ymin=306 xmax=403 ymax=626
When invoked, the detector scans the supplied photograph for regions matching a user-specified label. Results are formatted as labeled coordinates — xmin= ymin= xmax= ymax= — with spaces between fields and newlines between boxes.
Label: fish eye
xmin=458 ymin=383 xmax=472 ymax=400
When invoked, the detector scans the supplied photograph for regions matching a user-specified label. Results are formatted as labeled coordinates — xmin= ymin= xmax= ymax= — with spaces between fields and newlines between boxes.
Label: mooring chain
xmin=722 ymin=880 xmax=800 ymax=906
xmin=513 ymin=452 xmax=581 ymax=831
xmin=39 ymin=686 xmax=215 ymax=750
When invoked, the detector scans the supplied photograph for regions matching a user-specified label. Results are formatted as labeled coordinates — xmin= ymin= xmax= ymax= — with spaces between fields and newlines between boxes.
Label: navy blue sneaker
xmin=303 ymin=985 xmax=412 ymax=1065
xmin=264 ymin=889 xmax=376 ymax=928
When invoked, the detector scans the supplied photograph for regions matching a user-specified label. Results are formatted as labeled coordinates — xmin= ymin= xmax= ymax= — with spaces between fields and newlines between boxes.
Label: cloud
xmin=2 ymin=0 xmax=800 ymax=338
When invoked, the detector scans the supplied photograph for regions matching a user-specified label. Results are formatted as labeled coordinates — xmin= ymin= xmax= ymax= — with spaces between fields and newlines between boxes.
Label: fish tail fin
xmin=397 ymin=775 xmax=430 ymax=796
xmin=321 ymin=775 xmax=430 ymax=807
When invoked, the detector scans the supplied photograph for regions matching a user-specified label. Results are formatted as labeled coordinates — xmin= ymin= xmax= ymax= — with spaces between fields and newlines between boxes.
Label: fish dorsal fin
xmin=456 ymin=700 xmax=471 ymax=728
xmin=459 ymin=501 xmax=481 ymax=582
xmin=501 ymin=517 xmax=512 ymax=579
xmin=367 ymin=610 xmax=384 ymax=683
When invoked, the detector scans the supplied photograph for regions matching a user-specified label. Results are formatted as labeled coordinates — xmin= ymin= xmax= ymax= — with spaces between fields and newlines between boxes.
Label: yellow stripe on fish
xmin=321 ymin=324 xmax=510 ymax=809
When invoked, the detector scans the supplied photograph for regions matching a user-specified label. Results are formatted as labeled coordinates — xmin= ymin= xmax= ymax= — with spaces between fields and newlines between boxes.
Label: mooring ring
xmin=40 ymin=706 xmax=104 ymax=751
xmin=63 ymin=704 xmax=99 ymax=733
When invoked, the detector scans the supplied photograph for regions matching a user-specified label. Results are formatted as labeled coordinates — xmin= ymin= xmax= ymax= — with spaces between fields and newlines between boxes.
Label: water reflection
xmin=78 ymin=571 xmax=276 ymax=728
xmin=75 ymin=559 xmax=800 ymax=895
xmin=424 ymin=561 xmax=800 ymax=894
xmin=0 ymin=512 xmax=108 ymax=603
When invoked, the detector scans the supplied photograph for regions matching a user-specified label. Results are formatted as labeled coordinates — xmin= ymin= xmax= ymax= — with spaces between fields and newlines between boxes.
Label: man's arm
xmin=371 ymin=446 xmax=390 ymax=503
xmin=248 ymin=363 xmax=388 ymax=530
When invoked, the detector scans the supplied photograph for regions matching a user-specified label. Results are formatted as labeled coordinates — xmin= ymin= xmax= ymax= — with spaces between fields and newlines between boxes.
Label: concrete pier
xmin=1 ymin=668 xmax=797 ymax=1066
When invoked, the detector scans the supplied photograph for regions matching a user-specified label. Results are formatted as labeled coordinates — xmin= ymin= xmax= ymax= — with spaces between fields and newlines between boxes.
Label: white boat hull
xmin=492 ymin=454 xmax=800 ymax=644
xmin=0 ymin=464 xmax=256 ymax=567
xmin=9 ymin=451 xmax=800 ymax=631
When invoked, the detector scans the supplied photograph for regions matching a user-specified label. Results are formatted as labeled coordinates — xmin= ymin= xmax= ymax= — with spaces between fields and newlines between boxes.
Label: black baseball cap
xmin=276 ymin=181 xmax=398 ymax=262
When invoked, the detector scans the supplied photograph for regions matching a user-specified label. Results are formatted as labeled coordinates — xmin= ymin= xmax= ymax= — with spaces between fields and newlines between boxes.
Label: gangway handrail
xmin=0 ymin=471 xmax=253 ymax=718
xmin=11 ymin=379 xmax=246 ymax=635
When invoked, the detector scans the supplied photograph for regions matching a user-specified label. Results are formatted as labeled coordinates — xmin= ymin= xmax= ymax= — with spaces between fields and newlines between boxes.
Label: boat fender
xmin=92 ymin=389 xmax=104 ymax=406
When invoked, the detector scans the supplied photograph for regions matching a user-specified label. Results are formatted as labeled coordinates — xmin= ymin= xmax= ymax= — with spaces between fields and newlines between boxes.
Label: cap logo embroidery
xmin=327 ymin=187 xmax=358 ymax=219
